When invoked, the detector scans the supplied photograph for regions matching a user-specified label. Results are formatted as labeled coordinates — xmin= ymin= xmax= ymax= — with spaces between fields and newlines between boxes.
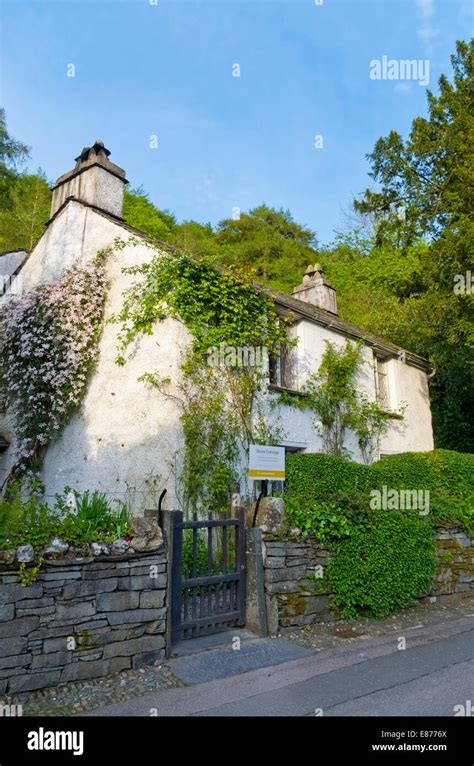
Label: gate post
xmin=159 ymin=509 xmax=182 ymax=656
xmin=245 ymin=526 xmax=268 ymax=636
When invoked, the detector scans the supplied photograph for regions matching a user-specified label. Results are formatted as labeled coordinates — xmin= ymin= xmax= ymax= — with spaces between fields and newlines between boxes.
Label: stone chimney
xmin=292 ymin=263 xmax=337 ymax=314
xmin=51 ymin=140 xmax=128 ymax=219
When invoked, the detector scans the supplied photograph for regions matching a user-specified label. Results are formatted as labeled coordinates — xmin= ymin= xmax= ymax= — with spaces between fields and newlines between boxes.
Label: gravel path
xmin=3 ymin=662 xmax=184 ymax=717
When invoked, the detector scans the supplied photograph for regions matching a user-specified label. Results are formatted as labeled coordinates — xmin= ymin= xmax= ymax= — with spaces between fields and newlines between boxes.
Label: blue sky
xmin=1 ymin=0 xmax=472 ymax=245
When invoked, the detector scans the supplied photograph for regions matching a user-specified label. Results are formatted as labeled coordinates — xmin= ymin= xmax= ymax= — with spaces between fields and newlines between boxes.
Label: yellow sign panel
xmin=248 ymin=445 xmax=286 ymax=480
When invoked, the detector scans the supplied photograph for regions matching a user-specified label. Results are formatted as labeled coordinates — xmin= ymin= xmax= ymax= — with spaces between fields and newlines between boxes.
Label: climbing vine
xmin=114 ymin=248 xmax=290 ymax=513
xmin=280 ymin=340 xmax=398 ymax=463
xmin=0 ymin=253 xmax=109 ymax=485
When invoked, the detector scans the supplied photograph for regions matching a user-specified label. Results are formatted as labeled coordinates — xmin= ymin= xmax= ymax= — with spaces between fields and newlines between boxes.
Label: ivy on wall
xmin=114 ymin=247 xmax=290 ymax=514
xmin=0 ymin=253 xmax=109 ymax=486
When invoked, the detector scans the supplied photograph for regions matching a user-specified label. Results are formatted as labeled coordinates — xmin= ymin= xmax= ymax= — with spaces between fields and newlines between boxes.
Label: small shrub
xmin=0 ymin=488 xmax=129 ymax=552
xmin=328 ymin=511 xmax=436 ymax=618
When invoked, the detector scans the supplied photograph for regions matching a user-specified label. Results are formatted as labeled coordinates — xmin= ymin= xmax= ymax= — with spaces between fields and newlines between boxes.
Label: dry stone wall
xmin=0 ymin=550 xmax=167 ymax=694
xmin=262 ymin=527 xmax=474 ymax=633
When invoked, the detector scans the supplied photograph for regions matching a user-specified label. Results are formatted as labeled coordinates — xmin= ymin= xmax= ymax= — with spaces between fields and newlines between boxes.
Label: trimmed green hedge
xmin=286 ymin=449 xmax=474 ymax=532
xmin=286 ymin=453 xmax=368 ymax=497
xmin=328 ymin=511 xmax=436 ymax=618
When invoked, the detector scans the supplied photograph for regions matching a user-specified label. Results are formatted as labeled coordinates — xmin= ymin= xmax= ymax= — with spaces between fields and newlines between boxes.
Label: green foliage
xmin=0 ymin=487 xmax=129 ymax=551
xmin=349 ymin=40 xmax=474 ymax=452
xmin=282 ymin=340 xmax=394 ymax=462
xmin=57 ymin=490 xmax=129 ymax=544
xmin=370 ymin=450 xmax=474 ymax=532
xmin=327 ymin=511 xmax=436 ymax=618
xmin=0 ymin=108 xmax=29 ymax=212
xmin=286 ymin=449 xmax=474 ymax=533
xmin=0 ymin=172 xmax=51 ymax=253
xmin=284 ymin=496 xmax=353 ymax=543
xmin=286 ymin=452 xmax=368 ymax=499
xmin=214 ymin=205 xmax=317 ymax=293
xmin=115 ymin=248 xmax=288 ymax=363
xmin=122 ymin=188 xmax=176 ymax=241
xmin=181 ymin=529 xmax=209 ymax=576
xmin=0 ymin=110 xmax=51 ymax=252
xmin=115 ymin=246 xmax=290 ymax=513
xmin=19 ymin=557 xmax=45 ymax=587
xmin=0 ymin=489 xmax=52 ymax=550
xmin=179 ymin=370 xmax=240 ymax=514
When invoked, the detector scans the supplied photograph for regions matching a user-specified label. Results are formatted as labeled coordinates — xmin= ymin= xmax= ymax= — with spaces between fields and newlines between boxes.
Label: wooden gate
xmin=170 ymin=509 xmax=246 ymax=642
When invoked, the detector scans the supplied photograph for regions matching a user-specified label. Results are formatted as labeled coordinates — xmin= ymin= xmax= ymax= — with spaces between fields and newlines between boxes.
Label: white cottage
xmin=0 ymin=142 xmax=434 ymax=509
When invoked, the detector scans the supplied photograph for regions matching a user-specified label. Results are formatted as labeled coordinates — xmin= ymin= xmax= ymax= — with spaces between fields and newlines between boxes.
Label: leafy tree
xmin=0 ymin=172 xmax=51 ymax=252
xmin=0 ymin=108 xmax=29 ymax=212
xmin=0 ymin=111 xmax=51 ymax=253
xmin=215 ymin=205 xmax=317 ymax=293
xmin=122 ymin=187 xmax=176 ymax=241
xmin=334 ymin=40 xmax=474 ymax=452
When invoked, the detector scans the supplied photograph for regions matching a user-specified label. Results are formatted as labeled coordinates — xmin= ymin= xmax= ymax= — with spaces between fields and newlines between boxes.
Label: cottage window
xmin=269 ymin=343 xmax=295 ymax=390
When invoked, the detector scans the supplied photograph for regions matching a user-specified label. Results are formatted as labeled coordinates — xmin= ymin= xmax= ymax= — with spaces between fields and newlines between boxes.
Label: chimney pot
xmin=293 ymin=263 xmax=337 ymax=314
xmin=51 ymin=140 xmax=128 ymax=219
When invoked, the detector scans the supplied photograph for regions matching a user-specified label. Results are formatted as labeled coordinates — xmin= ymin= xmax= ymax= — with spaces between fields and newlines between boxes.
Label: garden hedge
xmin=328 ymin=510 xmax=436 ymax=618
xmin=286 ymin=449 xmax=474 ymax=532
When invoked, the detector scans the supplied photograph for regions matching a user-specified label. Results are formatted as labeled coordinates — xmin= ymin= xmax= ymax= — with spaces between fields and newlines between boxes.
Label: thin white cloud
xmin=415 ymin=0 xmax=435 ymax=19
xmin=415 ymin=0 xmax=438 ymax=49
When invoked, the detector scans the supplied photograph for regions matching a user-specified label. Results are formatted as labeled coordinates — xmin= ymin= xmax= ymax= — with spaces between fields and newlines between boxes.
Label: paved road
xmin=86 ymin=616 xmax=474 ymax=717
